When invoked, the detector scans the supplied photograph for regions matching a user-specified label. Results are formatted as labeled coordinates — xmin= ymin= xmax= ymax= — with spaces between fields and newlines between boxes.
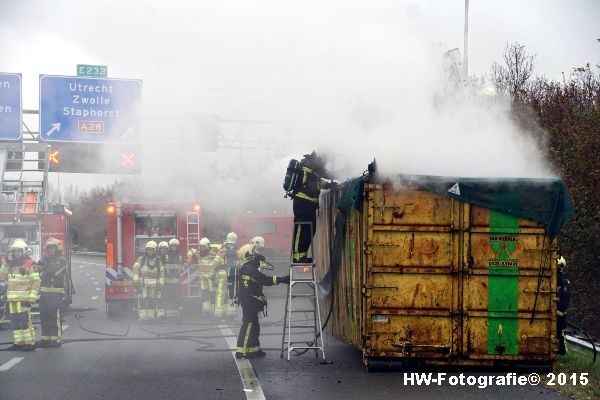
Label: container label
xmin=487 ymin=209 xmax=520 ymax=355
xmin=372 ymin=315 xmax=389 ymax=323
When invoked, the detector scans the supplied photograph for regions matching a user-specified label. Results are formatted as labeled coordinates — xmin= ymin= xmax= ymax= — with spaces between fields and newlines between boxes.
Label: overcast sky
xmin=0 ymin=0 xmax=598 ymax=193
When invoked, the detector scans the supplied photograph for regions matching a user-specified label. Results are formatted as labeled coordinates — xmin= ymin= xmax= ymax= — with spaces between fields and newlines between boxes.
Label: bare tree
xmin=491 ymin=42 xmax=536 ymax=100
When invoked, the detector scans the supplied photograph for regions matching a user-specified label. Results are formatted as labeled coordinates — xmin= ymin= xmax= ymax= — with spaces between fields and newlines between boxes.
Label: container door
xmin=364 ymin=184 xmax=461 ymax=359
xmin=463 ymin=205 xmax=555 ymax=361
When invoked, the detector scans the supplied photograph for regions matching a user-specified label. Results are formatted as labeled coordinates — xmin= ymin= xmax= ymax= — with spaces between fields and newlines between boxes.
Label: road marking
xmin=0 ymin=357 xmax=24 ymax=372
xmin=219 ymin=324 xmax=266 ymax=400
xmin=91 ymin=296 xmax=99 ymax=300
xmin=95 ymin=288 xmax=101 ymax=291
xmin=80 ymin=261 xmax=105 ymax=266
xmin=86 ymin=274 xmax=90 ymax=276
xmin=63 ymin=325 xmax=70 ymax=330
xmin=94 ymin=282 xmax=99 ymax=285
xmin=91 ymin=277 xmax=96 ymax=280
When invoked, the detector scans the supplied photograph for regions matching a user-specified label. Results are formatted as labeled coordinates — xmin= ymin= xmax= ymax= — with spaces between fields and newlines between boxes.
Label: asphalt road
xmin=0 ymin=255 xmax=567 ymax=400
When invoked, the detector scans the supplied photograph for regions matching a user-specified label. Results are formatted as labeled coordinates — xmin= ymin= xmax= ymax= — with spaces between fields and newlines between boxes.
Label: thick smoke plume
xmin=0 ymin=0 xmax=554 ymax=216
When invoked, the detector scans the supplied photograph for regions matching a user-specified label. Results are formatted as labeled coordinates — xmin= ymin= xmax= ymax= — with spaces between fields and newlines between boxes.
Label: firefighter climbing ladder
xmin=281 ymin=221 xmax=326 ymax=360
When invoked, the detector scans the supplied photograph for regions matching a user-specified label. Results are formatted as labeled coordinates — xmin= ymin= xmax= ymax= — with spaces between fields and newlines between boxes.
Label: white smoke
xmin=0 ymin=0 xmax=555 ymax=215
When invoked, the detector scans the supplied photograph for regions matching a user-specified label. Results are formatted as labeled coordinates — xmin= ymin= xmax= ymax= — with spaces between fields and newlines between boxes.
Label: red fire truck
xmin=104 ymin=202 xmax=206 ymax=316
xmin=231 ymin=213 xmax=293 ymax=258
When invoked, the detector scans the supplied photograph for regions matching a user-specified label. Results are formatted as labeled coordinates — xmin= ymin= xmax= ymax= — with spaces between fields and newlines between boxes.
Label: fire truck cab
xmin=104 ymin=202 xmax=205 ymax=317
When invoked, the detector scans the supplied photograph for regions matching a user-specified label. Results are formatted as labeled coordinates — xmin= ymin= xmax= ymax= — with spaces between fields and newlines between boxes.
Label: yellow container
xmin=316 ymin=180 xmax=558 ymax=369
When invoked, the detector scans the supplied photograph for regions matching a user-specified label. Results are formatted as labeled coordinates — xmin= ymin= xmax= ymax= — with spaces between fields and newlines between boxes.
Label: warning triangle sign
xmin=448 ymin=183 xmax=461 ymax=196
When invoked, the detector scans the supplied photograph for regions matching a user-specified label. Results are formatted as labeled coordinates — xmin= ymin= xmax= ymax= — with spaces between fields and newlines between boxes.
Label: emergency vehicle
xmin=231 ymin=213 xmax=293 ymax=258
xmin=104 ymin=202 xmax=206 ymax=317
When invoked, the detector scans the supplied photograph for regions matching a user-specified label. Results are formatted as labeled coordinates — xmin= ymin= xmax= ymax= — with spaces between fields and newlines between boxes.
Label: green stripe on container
xmin=488 ymin=210 xmax=520 ymax=355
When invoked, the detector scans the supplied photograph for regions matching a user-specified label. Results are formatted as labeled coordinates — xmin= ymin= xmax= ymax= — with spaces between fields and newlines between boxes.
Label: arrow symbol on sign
xmin=46 ymin=123 xmax=61 ymax=137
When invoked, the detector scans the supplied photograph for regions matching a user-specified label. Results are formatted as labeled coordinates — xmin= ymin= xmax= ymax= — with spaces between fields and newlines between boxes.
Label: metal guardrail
xmin=566 ymin=334 xmax=599 ymax=352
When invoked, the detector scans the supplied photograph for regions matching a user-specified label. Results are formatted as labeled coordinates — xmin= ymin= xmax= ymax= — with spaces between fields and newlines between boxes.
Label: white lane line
xmin=91 ymin=277 xmax=96 ymax=280
xmin=80 ymin=261 xmax=105 ymax=266
xmin=219 ymin=324 xmax=266 ymax=400
xmin=85 ymin=274 xmax=90 ymax=276
xmin=63 ymin=325 xmax=70 ymax=330
xmin=91 ymin=296 xmax=99 ymax=300
xmin=0 ymin=357 xmax=24 ymax=372
xmin=95 ymin=288 xmax=101 ymax=291
xmin=94 ymin=282 xmax=99 ymax=285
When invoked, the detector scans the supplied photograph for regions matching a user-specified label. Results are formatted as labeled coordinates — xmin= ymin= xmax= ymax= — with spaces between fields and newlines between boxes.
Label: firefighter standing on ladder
xmin=0 ymin=239 xmax=40 ymax=351
xmin=287 ymin=150 xmax=332 ymax=263
xmin=37 ymin=237 xmax=66 ymax=347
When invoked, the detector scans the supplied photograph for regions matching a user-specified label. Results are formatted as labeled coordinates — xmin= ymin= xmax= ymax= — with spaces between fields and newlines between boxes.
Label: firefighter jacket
xmin=0 ymin=256 xmax=40 ymax=304
xmin=133 ymin=255 xmax=164 ymax=288
xmin=238 ymin=258 xmax=289 ymax=306
xmin=218 ymin=244 xmax=238 ymax=269
xmin=293 ymin=154 xmax=332 ymax=204
xmin=162 ymin=251 xmax=183 ymax=284
xmin=38 ymin=255 xmax=67 ymax=295
xmin=197 ymin=250 xmax=223 ymax=280
xmin=557 ymin=270 xmax=571 ymax=316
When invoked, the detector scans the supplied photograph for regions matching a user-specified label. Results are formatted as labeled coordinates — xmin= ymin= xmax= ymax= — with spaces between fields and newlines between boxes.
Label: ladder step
xmin=291 ymin=279 xmax=316 ymax=283
xmin=289 ymin=325 xmax=317 ymax=329
xmin=291 ymin=294 xmax=316 ymax=298
xmin=288 ymin=346 xmax=323 ymax=350
xmin=290 ymin=263 xmax=316 ymax=267
xmin=290 ymin=309 xmax=316 ymax=313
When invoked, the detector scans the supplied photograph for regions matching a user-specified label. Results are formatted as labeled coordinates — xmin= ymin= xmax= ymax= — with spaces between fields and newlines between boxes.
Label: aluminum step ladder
xmin=281 ymin=221 xmax=326 ymax=360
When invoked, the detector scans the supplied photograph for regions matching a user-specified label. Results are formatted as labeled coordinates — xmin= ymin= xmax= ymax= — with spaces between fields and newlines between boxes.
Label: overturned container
xmin=315 ymin=172 xmax=572 ymax=369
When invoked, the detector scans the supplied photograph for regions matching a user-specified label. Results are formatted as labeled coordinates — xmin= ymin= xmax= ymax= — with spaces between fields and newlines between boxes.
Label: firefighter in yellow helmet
xmin=0 ymin=239 xmax=40 ymax=351
xmin=235 ymin=246 xmax=289 ymax=359
xmin=133 ymin=241 xmax=164 ymax=321
xmin=196 ymin=238 xmax=223 ymax=316
xmin=37 ymin=237 xmax=67 ymax=347
xmin=557 ymin=254 xmax=570 ymax=355
xmin=162 ymin=238 xmax=184 ymax=319
xmin=216 ymin=232 xmax=238 ymax=318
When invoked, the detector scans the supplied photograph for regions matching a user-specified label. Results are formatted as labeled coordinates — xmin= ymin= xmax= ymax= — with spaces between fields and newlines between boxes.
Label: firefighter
xmin=37 ymin=237 xmax=66 ymax=347
xmin=235 ymin=248 xmax=289 ymax=359
xmin=162 ymin=238 xmax=184 ymax=319
xmin=289 ymin=150 xmax=332 ymax=263
xmin=0 ymin=239 xmax=40 ymax=351
xmin=133 ymin=241 xmax=164 ymax=321
xmin=197 ymin=238 xmax=223 ymax=316
xmin=217 ymin=232 xmax=238 ymax=318
xmin=158 ymin=241 xmax=169 ymax=258
xmin=557 ymin=255 xmax=570 ymax=355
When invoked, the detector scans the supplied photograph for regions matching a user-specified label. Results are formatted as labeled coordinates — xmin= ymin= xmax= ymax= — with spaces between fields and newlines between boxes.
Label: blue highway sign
xmin=0 ymin=73 xmax=23 ymax=141
xmin=40 ymin=75 xmax=142 ymax=143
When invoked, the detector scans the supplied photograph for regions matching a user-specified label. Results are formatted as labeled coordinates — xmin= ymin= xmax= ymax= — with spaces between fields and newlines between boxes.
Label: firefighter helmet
xmin=199 ymin=238 xmax=211 ymax=247
xmin=158 ymin=241 xmax=168 ymax=249
xmin=168 ymin=238 xmax=180 ymax=246
xmin=225 ymin=232 xmax=238 ymax=245
xmin=10 ymin=238 xmax=27 ymax=252
xmin=46 ymin=237 xmax=63 ymax=252
xmin=557 ymin=256 xmax=567 ymax=272
xmin=145 ymin=240 xmax=158 ymax=250
xmin=251 ymin=236 xmax=265 ymax=248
